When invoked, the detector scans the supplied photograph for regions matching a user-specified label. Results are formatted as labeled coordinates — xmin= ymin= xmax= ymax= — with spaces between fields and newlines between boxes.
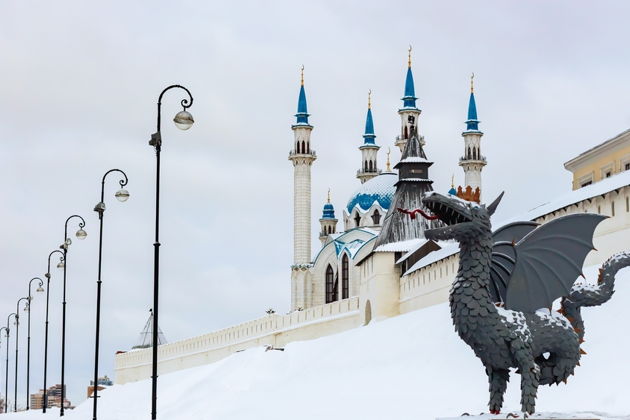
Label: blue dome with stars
xmin=346 ymin=173 xmax=397 ymax=213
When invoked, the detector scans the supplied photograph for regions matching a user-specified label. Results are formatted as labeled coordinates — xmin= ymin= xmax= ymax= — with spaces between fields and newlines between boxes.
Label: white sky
xmin=1 ymin=0 xmax=629 ymax=407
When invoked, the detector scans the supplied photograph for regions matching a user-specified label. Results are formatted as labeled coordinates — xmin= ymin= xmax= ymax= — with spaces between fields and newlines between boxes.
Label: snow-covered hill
xmin=6 ymin=265 xmax=630 ymax=420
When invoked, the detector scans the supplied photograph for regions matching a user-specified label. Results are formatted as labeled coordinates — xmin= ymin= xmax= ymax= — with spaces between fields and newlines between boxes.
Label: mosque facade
xmin=289 ymin=50 xmax=482 ymax=313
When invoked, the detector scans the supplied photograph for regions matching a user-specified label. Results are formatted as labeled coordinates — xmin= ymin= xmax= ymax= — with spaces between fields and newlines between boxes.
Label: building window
xmin=371 ymin=209 xmax=381 ymax=225
xmin=581 ymin=180 xmax=592 ymax=187
xmin=325 ymin=265 xmax=335 ymax=303
xmin=626 ymin=197 xmax=629 ymax=212
xmin=625 ymin=163 xmax=630 ymax=171
xmin=342 ymin=254 xmax=349 ymax=299
xmin=606 ymin=171 xmax=612 ymax=178
xmin=354 ymin=213 xmax=361 ymax=227
xmin=612 ymin=201 xmax=615 ymax=217
xmin=597 ymin=205 xmax=601 ymax=214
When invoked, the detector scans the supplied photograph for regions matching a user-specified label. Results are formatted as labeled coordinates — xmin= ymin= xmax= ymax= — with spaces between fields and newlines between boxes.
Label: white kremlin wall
xmin=115 ymin=171 xmax=630 ymax=384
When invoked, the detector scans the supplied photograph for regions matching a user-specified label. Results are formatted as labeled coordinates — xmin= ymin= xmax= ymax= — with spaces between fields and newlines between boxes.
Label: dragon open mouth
xmin=422 ymin=193 xmax=472 ymax=226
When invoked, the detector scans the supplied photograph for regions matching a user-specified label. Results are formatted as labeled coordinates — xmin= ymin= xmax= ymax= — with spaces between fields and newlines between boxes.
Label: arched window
xmin=354 ymin=213 xmax=361 ymax=227
xmin=342 ymin=254 xmax=349 ymax=299
xmin=368 ymin=160 xmax=373 ymax=171
xmin=325 ymin=265 xmax=335 ymax=303
xmin=468 ymin=147 xmax=472 ymax=159
xmin=371 ymin=209 xmax=381 ymax=225
xmin=302 ymin=141 xmax=306 ymax=154
xmin=364 ymin=161 xmax=368 ymax=171
xmin=307 ymin=142 xmax=310 ymax=153
xmin=404 ymin=126 xmax=408 ymax=139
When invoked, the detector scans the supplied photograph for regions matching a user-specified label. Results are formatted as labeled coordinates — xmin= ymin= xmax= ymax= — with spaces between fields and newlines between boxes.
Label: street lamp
xmin=43 ymin=250 xmax=64 ymax=413
xmin=0 ymin=325 xmax=9 ymax=413
xmin=15 ymin=297 xmax=29 ymax=412
xmin=91 ymin=168 xmax=129 ymax=420
xmin=25 ymin=277 xmax=44 ymax=410
xmin=148 ymin=85 xmax=194 ymax=420
xmin=59 ymin=215 xmax=87 ymax=416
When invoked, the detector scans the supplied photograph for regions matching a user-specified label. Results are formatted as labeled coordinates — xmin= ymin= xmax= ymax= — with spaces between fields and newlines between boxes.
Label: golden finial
xmin=470 ymin=72 xmax=474 ymax=93
xmin=451 ymin=174 xmax=455 ymax=188
xmin=300 ymin=65 xmax=305 ymax=86
xmin=368 ymin=89 xmax=372 ymax=109
xmin=327 ymin=188 xmax=331 ymax=203
xmin=408 ymin=45 xmax=412 ymax=68
xmin=386 ymin=147 xmax=392 ymax=172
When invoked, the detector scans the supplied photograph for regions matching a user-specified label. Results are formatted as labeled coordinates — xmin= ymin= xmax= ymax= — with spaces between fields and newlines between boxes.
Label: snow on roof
xmin=399 ymin=156 xmax=431 ymax=164
xmin=374 ymin=238 xmax=424 ymax=253
xmin=404 ymin=241 xmax=459 ymax=275
xmin=503 ymin=169 xmax=630 ymax=224
xmin=345 ymin=173 xmax=397 ymax=213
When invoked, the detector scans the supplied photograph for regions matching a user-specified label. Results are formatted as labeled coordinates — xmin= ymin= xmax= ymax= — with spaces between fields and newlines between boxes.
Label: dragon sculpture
xmin=418 ymin=191 xmax=630 ymax=414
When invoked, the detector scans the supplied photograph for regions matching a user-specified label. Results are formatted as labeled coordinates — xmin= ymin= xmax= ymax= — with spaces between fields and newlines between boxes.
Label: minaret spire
xmin=396 ymin=46 xmax=423 ymax=152
xmin=459 ymin=73 xmax=486 ymax=199
xmin=357 ymin=90 xmax=381 ymax=184
xmin=319 ymin=189 xmax=338 ymax=246
xmin=289 ymin=66 xmax=317 ymax=310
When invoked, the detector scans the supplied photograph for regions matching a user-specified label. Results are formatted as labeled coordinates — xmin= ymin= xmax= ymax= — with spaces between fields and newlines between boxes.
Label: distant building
xmin=87 ymin=375 xmax=113 ymax=398
xmin=30 ymin=384 xmax=72 ymax=410
xmin=565 ymin=128 xmax=630 ymax=189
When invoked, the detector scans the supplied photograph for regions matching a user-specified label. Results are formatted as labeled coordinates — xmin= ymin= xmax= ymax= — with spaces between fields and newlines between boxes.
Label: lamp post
xmin=91 ymin=169 xmax=129 ymax=420
xmin=3 ymin=314 xmax=16 ymax=413
xmin=15 ymin=297 xmax=29 ymax=412
xmin=43 ymin=250 xmax=64 ymax=413
xmin=0 ymin=326 xmax=9 ymax=413
xmin=148 ymin=85 xmax=194 ymax=420
xmin=25 ymin=278 xmax=44 ymax=410
xmin=60 ymin=215 xmax=87 ymax=416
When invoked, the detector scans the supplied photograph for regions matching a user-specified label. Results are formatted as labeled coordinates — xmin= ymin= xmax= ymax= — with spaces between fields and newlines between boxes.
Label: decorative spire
xmin=465 ymin=73 xmax=479 ymax=131
xmin=386 ymin=148 xmax=392 ymax=172
xmin=363 ymin=90 xmax=376 ymax=144
xmin=402 ymin=46 xmax=417 ymax=109
xmin=295 ymin=65 xmax=310 ymax=125
xmin=448 ymin=174 xmax=457 ymax=195
xmin=321 ymin=190 xmax=335 ymax=219
xmin=327 ymin=188 xmax=331 ymax=203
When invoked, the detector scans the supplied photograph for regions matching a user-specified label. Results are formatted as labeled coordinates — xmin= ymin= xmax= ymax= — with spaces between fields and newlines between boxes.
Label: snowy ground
xmin=4 ymin=265 xmax=630 ymax=420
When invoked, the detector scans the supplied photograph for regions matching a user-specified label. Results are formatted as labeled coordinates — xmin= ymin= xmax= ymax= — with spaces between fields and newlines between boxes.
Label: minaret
xmin=289 ymin=66 xmax=316 ymax=265
xmin=357 ymin=90 xmax=381 ymax=184
xmin=459 ymin=73 xmax=486 ymax=198
xmin=319 ymin=189 xmax=338 ymax=245
xmin=396 ymin=46 xmax=423 ymax=152
xmin=289 ymin=67 xmax=316 ymax=311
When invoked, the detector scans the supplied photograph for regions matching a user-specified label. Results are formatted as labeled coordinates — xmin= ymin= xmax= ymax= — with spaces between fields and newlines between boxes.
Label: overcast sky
xmin=1 ymin=0 xmax=629 ymax=407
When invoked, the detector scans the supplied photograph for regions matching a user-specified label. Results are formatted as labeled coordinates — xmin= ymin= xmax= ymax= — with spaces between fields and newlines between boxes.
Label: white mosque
xmin=289 ymin=49 xmax=485 ymax=313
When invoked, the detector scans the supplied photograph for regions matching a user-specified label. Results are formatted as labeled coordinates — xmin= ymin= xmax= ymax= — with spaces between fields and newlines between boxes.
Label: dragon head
xmin=421 ymin=191 xmax=504 ymax=243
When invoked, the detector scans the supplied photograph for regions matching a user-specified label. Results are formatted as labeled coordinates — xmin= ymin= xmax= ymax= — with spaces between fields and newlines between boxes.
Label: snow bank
xmin=5 ymin=265 xmax=630 ymax=420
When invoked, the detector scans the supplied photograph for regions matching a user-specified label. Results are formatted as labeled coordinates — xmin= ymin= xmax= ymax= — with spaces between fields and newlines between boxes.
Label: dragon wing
xmin=505 ymin=213 xmax=607 ymax=312
xmin=488 ymin=221 xmax=539 ymax=303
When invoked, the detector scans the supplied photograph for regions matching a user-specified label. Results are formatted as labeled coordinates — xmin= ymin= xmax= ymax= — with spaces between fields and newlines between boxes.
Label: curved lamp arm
xmin=46 ymin=250 xmax=64 ymax=277
xmin=62 ymin=215 xmax=87 ymax=248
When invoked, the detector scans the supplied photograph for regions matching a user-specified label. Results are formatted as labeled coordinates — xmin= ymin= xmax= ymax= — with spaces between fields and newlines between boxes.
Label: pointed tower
xmin=375 ymin=124 xmax=436 ymax=248
xmin=396 ymin=46 xmax=423 ymax=152
xmin=289 ymin=67 xmax=317 ymax=310
xmin=357 ymin=90 xmax=381 ymax=183
xmin=319 ymin=190 xmax=338 ymax=245
xmin=459 ymin=74 xmax=486 ymax=198
xmin=132 ymin=310 xmax=167 ymax=349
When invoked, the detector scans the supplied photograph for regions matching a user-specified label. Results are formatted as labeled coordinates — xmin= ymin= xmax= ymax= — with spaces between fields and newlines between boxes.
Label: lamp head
xmin=173 ymin=110 xmax=194 ymax=130
xmin=115 ymin=189 xmax=130 ymax=202
xmin=76 ymin=228 xmax=87 ymax=240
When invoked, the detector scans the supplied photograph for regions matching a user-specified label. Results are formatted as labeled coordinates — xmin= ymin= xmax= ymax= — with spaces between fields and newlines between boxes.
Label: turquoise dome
xmin=346 ymin=173 xmax=396 ymax=213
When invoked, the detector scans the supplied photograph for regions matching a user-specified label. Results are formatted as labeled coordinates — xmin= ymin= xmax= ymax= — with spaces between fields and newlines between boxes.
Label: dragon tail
xmin=561 ymin=251 xmax=630 ymax=341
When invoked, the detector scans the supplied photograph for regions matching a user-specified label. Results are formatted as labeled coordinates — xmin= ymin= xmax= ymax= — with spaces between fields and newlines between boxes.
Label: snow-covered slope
xmin=6 ymin=265 xmax=630 ymax=420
